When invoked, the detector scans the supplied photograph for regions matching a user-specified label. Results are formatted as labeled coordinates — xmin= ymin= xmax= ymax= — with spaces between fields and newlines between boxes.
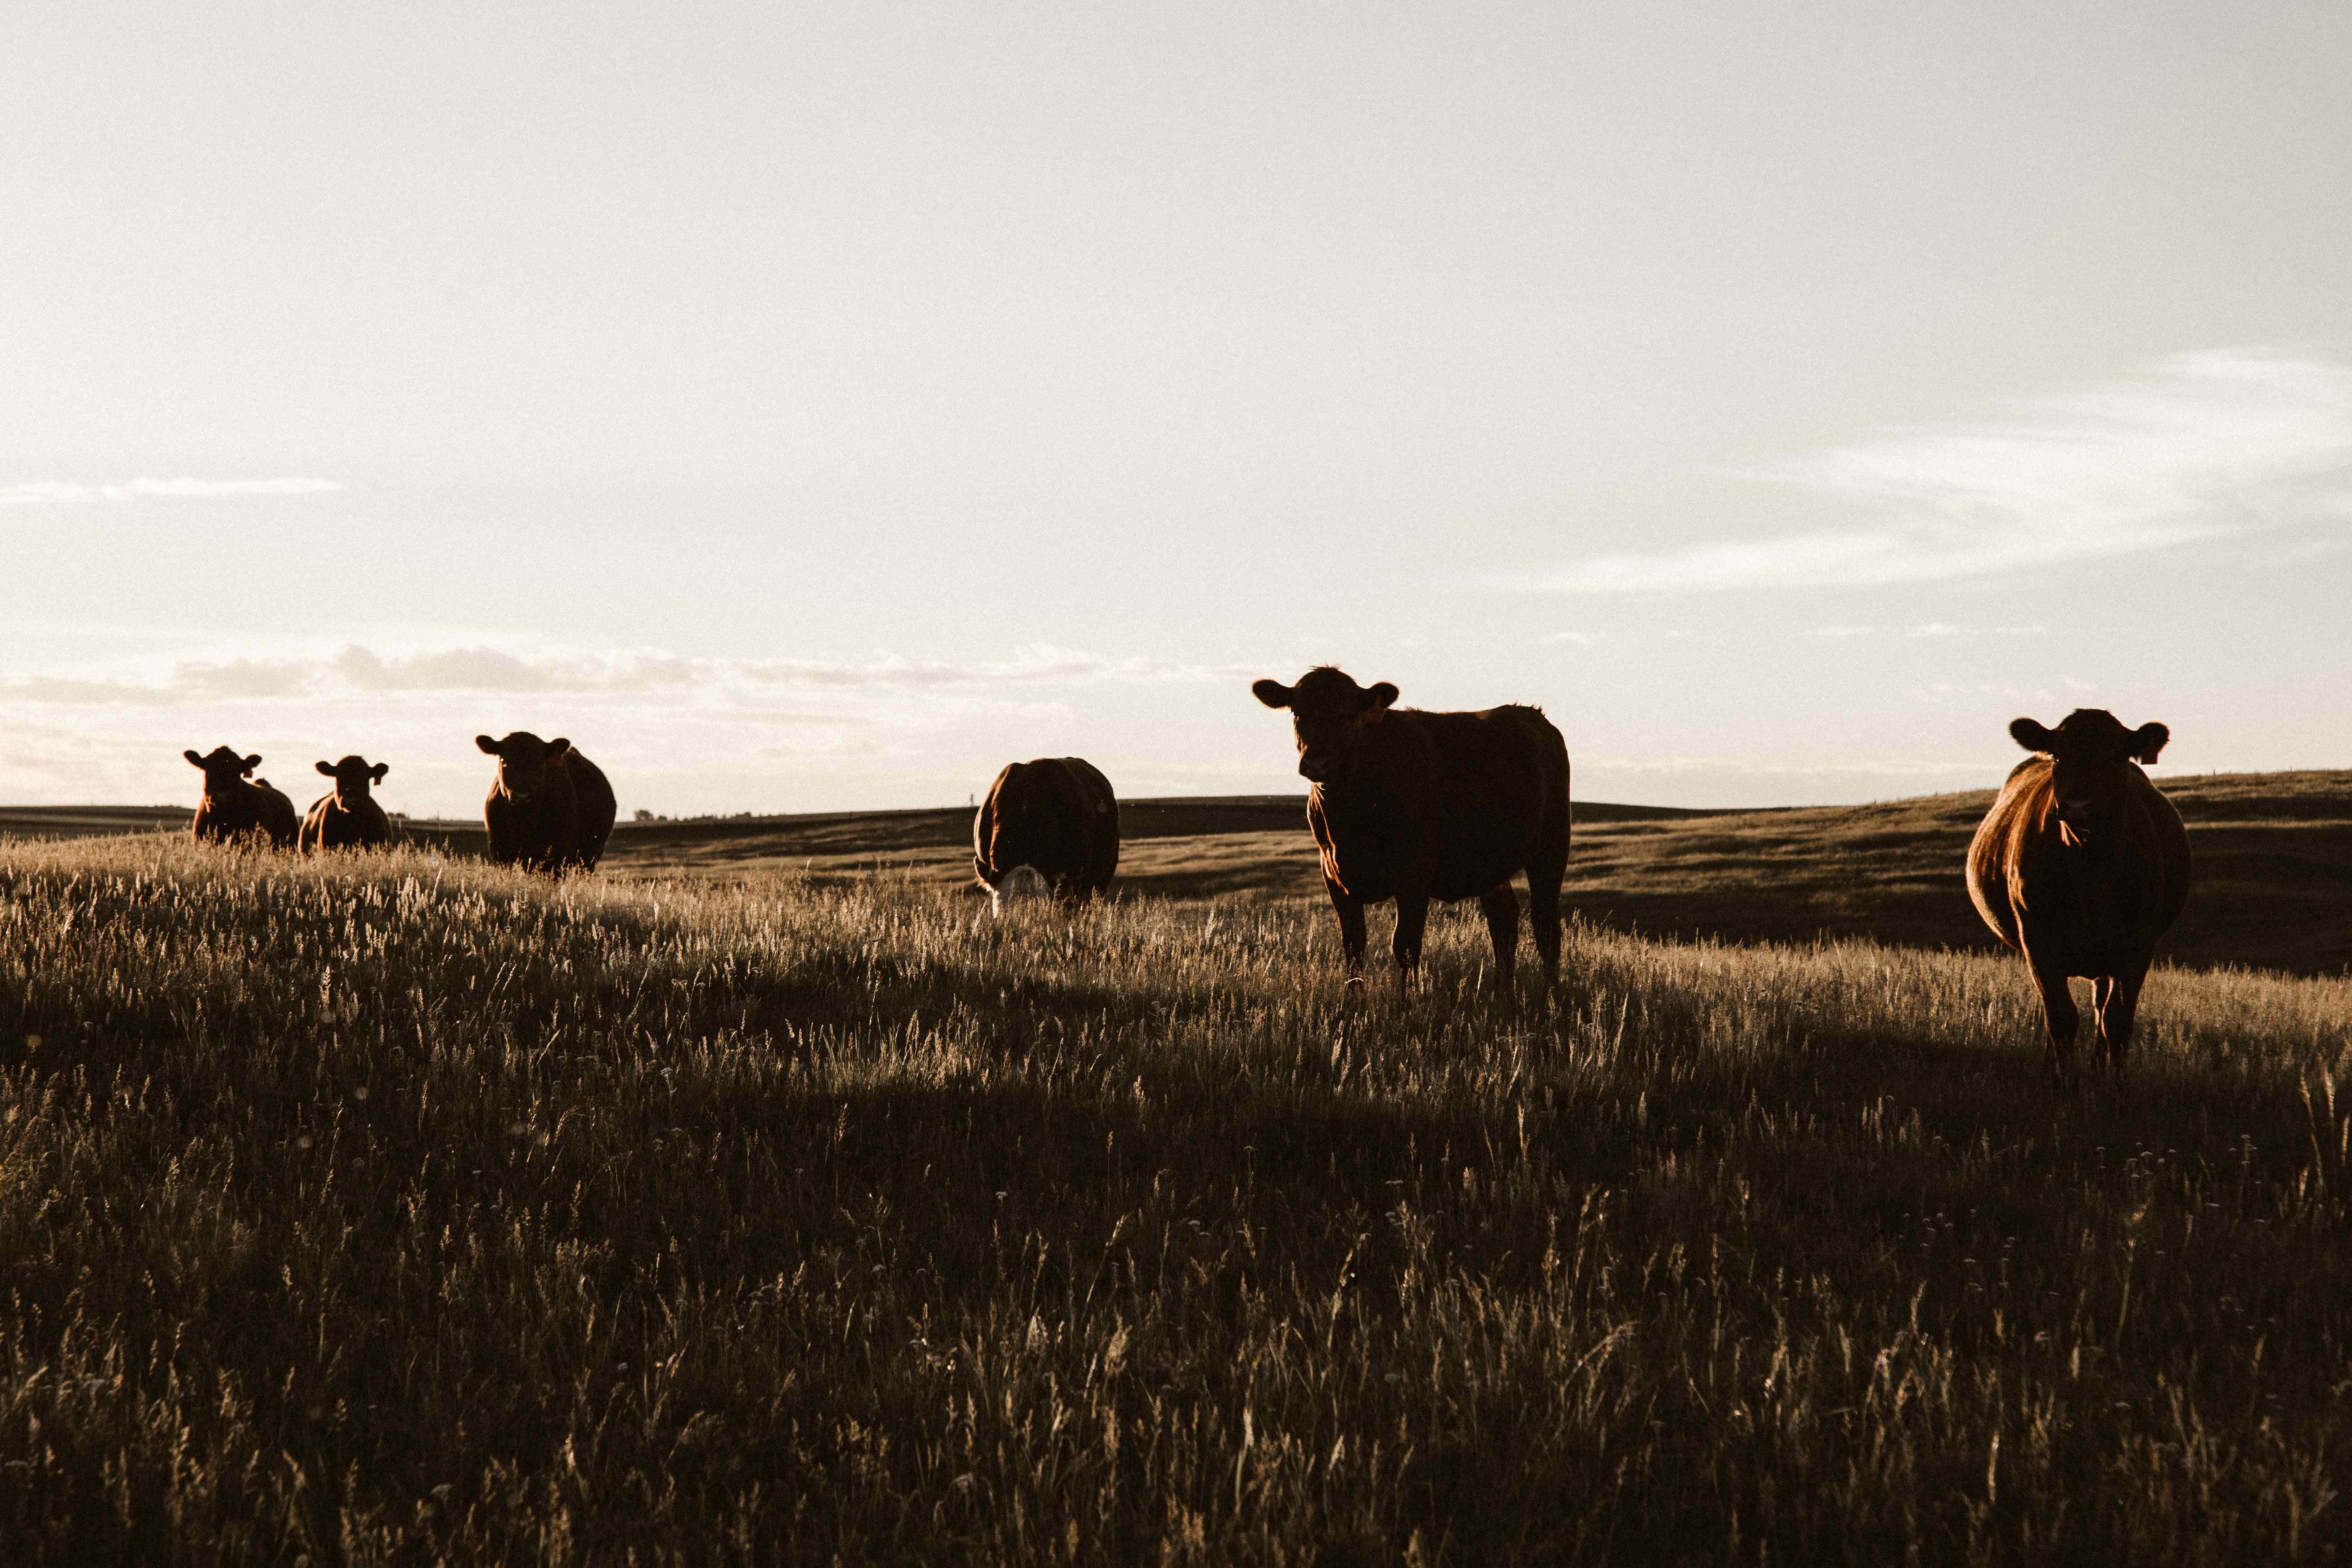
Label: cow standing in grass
xmin=1966 ymin=710 xmax=2191 ymax=1083
xmin=1252 ymin=667 xmax=1570 ymax=1003
xmin=301 ymin=755 xmax=394 ymax=852
xmin=183 ymin=746 xmax=300 ymax=848
xmin=973 ymin=757 xmax=1119 ymax=912
xmin=476 ymin=732 xmax=617 ymax=872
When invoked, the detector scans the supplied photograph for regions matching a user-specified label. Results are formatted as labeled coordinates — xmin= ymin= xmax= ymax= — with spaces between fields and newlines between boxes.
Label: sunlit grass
xmin=3 ymin=833 xmax=2349 ymax=1562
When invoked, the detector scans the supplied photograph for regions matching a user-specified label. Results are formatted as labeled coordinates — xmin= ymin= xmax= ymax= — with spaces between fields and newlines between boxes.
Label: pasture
xmin=2 ymin=774 xmax=2350 ymax=1561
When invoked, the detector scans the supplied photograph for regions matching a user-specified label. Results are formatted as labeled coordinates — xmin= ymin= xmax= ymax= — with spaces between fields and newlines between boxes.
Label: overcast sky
xmin=4 ymin=2 xmax=2346 ymax=817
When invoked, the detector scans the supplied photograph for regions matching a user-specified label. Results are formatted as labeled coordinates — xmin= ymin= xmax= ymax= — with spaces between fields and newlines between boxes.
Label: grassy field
xmin=13 ymin=767 xmax=2348 ymax=973
xmin=3 ymin=811 xmax=2351 ymax=1561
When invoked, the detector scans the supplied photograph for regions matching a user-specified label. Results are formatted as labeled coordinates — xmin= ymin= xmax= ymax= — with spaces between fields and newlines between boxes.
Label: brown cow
xmin=1253 ymin=667 xmax=1570 ymax=1002
xmin=475 ymin=732 xmax=616 ymax=872
xmin=301 ymin=755 xmax=394 ymax=852
xmin=973 ymin=757 xmax=1119 ymax=911
xmin=183 ymin=746 xmax=299 ymax=848
xmin=1965 ymin=709 xmax=2190 ymax=1082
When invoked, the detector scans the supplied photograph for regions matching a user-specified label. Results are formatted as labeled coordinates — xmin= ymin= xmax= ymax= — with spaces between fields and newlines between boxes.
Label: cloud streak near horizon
xmin=0 ymin=477 xmax=344 ymax=504
xmin=0 ymin=641 xmax=1256 ymax=710
xmin=1513 ymin=350 xmax=2352 ymax=593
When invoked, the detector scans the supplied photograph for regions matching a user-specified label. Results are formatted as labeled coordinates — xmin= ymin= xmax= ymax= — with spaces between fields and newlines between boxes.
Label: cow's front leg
xmin=1391 ymin=894 xmax=1431 ymax=1000
xmin=2026 ymin=947 xmax=2080 ymax=1087
xmin=1324 ymin=876 xmax=1369 ymax=984
xmin=2095 ymin=964 xmax=2149 ymax=1086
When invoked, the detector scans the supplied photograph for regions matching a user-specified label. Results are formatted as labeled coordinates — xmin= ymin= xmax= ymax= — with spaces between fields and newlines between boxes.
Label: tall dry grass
xmin=2 ymin=833 xmax=2349 ymax=1563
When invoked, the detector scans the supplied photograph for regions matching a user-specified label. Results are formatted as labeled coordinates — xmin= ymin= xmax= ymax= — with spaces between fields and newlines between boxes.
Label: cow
xmin=301 ymin=755 xmax=394 ymax=852
xmin=1965 ymin=709 xmax=2191 ymax=1083
xmin=183 ymin=746 xmax=299 ymax=848
xmin=475 ymin=732 xmax=617 ymax=872
xmin=1252 ymin=667 xmax=1570 ymax=1003
xmin=972 ymin=758 xmax=1119 ymax=910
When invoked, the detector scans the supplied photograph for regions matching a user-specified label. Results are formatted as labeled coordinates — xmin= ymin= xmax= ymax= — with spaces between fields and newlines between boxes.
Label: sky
xmin=3 ymin=1 xmax=2347 ymax=818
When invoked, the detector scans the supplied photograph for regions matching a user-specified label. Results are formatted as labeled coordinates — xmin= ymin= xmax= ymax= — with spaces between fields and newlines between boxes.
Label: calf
xmin=1253 ymin=667 xmax=1569 ymax=1002
xmin=301 ymin=755 xmax=394 ymax=852
xmin=1965 ymin=709 xmax=2190 ymax=1082
xmin=973 ymin=757 xmax=1119 ymax=909
xmin=476 ymin=732 xmax=616 ymax=872
xmin=184 ymin=746 xmax=299 ymax=848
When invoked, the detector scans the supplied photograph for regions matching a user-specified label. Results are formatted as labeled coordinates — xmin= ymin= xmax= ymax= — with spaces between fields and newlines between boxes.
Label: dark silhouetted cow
xmin=1965 ymin=709 xmax=2190 ymax=1082
xmin=475 ymin=732 xmax=616 ymax=872
xmin=973 ymin=757 xmax=1118 ymax=911
xmin=183 ymin=746 xmax=299 ymax=848
xmin=1252 ymin=667 xmax=1569 ymax=1002
xmin=301 ymin=755 xmax=394 ymax=852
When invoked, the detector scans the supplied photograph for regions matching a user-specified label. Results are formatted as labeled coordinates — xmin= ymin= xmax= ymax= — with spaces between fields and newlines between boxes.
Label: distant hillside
xmin=6 ymin=772 xmax=2345 ymax=975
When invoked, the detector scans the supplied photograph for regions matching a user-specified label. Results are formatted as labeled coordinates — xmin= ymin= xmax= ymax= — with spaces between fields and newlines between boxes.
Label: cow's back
xmin=1310 ymin=704 xmax=1569 ymax=904
xmin=304 ymin=794 xmax=391 ymax=850
xmin=1414 ymin=705 xmax=1569 ymax=902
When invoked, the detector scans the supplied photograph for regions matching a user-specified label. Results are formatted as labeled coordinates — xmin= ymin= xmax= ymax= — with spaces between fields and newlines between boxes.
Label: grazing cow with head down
xmin=184 ymin=746 xmax=299 ymax=848
xmin=973 ymin=758 xmax=1118 ymax=911
xmin=1965 ymin=709 xmax=2190 ymax=1082
xmin=301 ymin=755 xmax=394 ymax=852
xmin=1253 ymin=667 xmax=1570 ymax=1002
xmin=475 ymin=732 xmax=616 ymax=872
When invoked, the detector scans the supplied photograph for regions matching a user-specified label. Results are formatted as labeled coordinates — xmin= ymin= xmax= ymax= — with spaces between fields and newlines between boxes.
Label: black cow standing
xmin=475 ymin=732 xmax=616 ymax=872
xmin=1253 ymin=667 xmax=1570 ymax=1002
xmin=973 ymin=757 xmax=1119 ymax=910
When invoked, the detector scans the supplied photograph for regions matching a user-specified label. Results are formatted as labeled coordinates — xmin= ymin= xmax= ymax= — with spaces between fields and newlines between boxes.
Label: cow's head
xmin=476 ymin=732 xmax=572 ymax=802
xmin=184 ymin=746 xmax=261 ymax=791
xmin=2010 ymin=709 xmax=2170 ymax=835
xmin=316 ymin=754 xmax=389 ymax=801
xmin=1252 ymin=667 xmax=1399 ymax=785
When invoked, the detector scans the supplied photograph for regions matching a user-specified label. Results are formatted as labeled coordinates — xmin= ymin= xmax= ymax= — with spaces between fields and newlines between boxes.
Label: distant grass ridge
xmin=3 ymin=835 xmax=2351 ymax=1560
xmin=6 ymin=772 xmax=2345 ymax=974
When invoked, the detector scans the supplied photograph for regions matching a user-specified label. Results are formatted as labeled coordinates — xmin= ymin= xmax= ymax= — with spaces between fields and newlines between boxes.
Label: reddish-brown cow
xmin=973 ymin=757 xmax=1119 ymax=911
xmin=476 ymin=732 xmax=616 ymax=872
xmin=183 ymin=746 xmax=299 ymax=848
xmin=301 ymin=755 xmax=394 ymax=852
xmin=1965 ymin=709 xmax=2191 ymax=1082
xmin=1253 ymin=667 xmax=1570 ymax=1002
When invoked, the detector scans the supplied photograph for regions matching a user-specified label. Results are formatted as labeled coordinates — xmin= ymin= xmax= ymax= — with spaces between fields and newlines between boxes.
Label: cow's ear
xmin=1364 ymin=682 xmax=1399 ymax=715
xmin=1251 ymin=679 xmax=1293 ymax=710
xmin=476 ymin=735 xmax=502 ymax=756
xmin=184 ymin=749 xmax=205 ymax=768
xmin=316 ymin=760 xmax=337 ymax=777
xmin=371 ymin=762 xmax=390 ymax=781
xmin=2132 ymin=723 xmax=2170 ymax=765
xmin=2009 ymin=718 xmax=2055 ymax=753
xmin=242 ymin=754 xmax=262 ymax=774
xmin=547 ymin=737 xmax=572 ymax=759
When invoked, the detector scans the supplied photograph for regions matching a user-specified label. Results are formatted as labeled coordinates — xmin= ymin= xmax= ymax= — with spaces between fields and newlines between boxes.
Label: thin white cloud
xmin=1514 ymin=350 xmax=2352 ymax=593
xmin=0 ymin=476 xmax=344 ymax=503
xmin=0 ymin=640 xmax=1256 ymax=709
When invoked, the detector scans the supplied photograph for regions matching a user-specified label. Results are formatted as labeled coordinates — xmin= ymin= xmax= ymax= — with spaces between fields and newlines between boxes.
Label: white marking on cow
xmin=990 ymin=864 xmax=1051 ymax=917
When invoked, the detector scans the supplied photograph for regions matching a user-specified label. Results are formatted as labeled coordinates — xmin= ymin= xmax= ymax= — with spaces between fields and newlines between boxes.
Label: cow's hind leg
xmin=1478 ymin=884 xmax=1520 ymax=1014
xmin=2027 ymin=950 xmax=2081 ymax=1087
xmin=1525 ymin=847 xmax=1566 ymax=994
